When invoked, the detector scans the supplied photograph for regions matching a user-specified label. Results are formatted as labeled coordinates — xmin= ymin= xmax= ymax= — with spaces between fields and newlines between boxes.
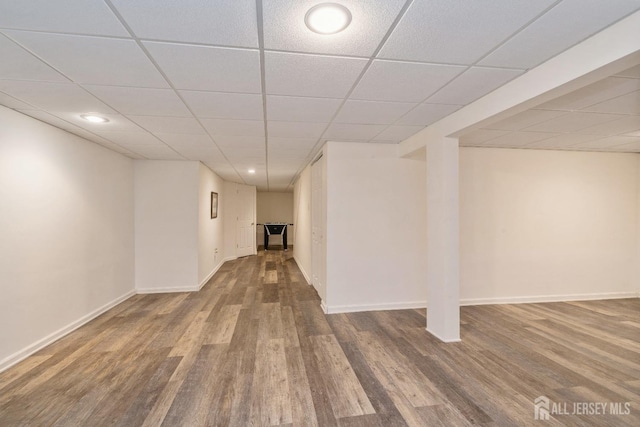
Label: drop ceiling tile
xmin=351 ymin=60 xmax=465 ymax=103
xmin=0 ymin=80 xmax=115 ymax=113
xmin=481 ymin=131 xmax=559 ymax=147
xmin=269 ymin=137 xmax=318 ymax=150
xmin=576 ymin=115 xmax=640 ymax=135
xmin=17 ymin=109 xmax=91 ymax=133
xmin=264 ymin=51 xmax=367 ymax=98
xmin=268 ymin=121 xmax=327 ymax=138
xmin=334 ymin=100 xmax=416 ymax=125
xmin=379 ymin=0 xmax=556 ymax=64
xmin=83 ymin=85 xmax=191 ymax=117
xmin=267 ymin=95 xmax=342 ymax=123
xmin=0 ymin=92 xmax=36 ymax=110
xmin=144 ymin=42 xmax=261 ymax=93
xmin=109 ymin=0 xmax=258 ymax=47
xmin=50 ymin=112 xmax=143 ymax=132
xmin=572 ymin=135 xmax=640 ymax=150
xmin=129 ymin=145 xmax=184 ymax=160
xmin=268 ymin=150 xmax=310 ymax=161
xmin=92 ymin=131 xmax=164 ymax=146
xmin=323 ymin=123 xmax=387 ymax=141
xmin=213 ymin=135 xmax=265 ymax=149
xmin=372 ymin=125 xmax=424 ymax=142
xmin=524 ymin=112 xmax=621 ymax=133
xmin=485 ymin=109 xmax=568 ymax=131
xmin=200 ymin=118 xmax=265 ymax=137
xmin=154 ymin=133 xmax=215 ymax=148
xmin=263 ymin=0 xmax=405 ymax=57
xmin=616 ymin=64 xmax=640 ymax=79
xmin=395 ymin=103 xmax=462 ymax=126
xmin=581 ymin=91 xmax=640 ymax=115
xmin=180 ymin=91 xmax=263 ymax=120
xmin=0 ymin=33 xmax=67 ymax=82
xmin=0 ymin=0 xmax=128 ymax=37
xmin=607 ymin=139 xmax=640 ymax=152
xmin=4 ymin=31 xmax=168 ymax=88
xmin=536 ymin=77 xmax=640 ymax=111
xmin=480 ymin=0 xmax=640 ymax=69
xmin=426 ymin=67 xmax=524 ymax=105
xmin=459 ymin=129 xmax=510 ymax=146
xmin=524 ymin=133 xmax=602 ymax=149
xmin=129 ymin=116 xmax=205 ymax=135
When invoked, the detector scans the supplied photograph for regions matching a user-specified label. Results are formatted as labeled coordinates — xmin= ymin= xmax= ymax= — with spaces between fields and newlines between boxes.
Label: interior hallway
xmin=0 ymin=251 xmax=638 ymax=426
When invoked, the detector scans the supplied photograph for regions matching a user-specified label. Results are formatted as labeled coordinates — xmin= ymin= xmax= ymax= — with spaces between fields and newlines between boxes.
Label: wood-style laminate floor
xmin=1 ymin=251 xmax=639 ymax=426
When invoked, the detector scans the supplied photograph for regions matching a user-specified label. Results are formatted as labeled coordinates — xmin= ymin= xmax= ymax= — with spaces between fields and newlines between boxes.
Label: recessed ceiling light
xmin=248 ymin=169 xmax=256 ymax=174
xmin=80 ymin=114 xmax=109 ymax=123
xmin=305 ymin=3 xmax=352 ymax=35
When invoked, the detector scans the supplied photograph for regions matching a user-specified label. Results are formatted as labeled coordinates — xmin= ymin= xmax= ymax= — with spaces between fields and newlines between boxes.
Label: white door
xmin=311 ymin=155 xmax=326 ymax=302
xmin=236 ymin=184 xmax=255 ymax=257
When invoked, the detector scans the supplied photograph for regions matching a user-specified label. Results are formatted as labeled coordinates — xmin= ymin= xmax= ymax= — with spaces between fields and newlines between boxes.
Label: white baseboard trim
xmin=198 ymin=260 xmax=225 ymax=290
xmin=292 ymin=255 xmax=311 ymax=285
xmin=320 ymin=301 xmax=328 ymax=314
xmin=425 ymin=328 xmax=461 ymax=343
xmin=325 ymin=300 xmax=427 ymax=314
xmin=136 ymin=286 xmax=199 ymax=294
xmin=0 ymin=290 xmax=135 ymax=374
xmin=460 ymin=291 xmax=639 ymax=306
xmin=223 ymin=256 xmax=237 ymax=263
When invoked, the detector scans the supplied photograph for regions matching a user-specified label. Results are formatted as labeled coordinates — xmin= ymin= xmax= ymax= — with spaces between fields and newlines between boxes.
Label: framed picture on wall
xmin=211 ymin=192 xmax=218 ymax=219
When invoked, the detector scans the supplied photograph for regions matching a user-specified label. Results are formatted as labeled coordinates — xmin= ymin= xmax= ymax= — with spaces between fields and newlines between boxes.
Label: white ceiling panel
xmin=144 ymin=42 xmax=261 ymax=93
xmin=324 ymin=123 xmax=387 ymax=141
xmin=268 ymin=150 xmax=311 ymax=161
xmin=155 ymin=132 xmax=217 ymax=147
xmin=5 ymin=31 xmax=168 ymax=88
xmin=109 ymin=0 xmax=258 ymax=47
xmin=572 ymin=135 xmax=640 ymax=150
xmin=379 ymin=0 xmax=556 ymax=64
xmin=426 ymin=67 xmax=524 ymax=105
xmin=576 ymin=115 xmax=640 ymax=135
xmin=83 ymin=85 xmax=191 ymax=117
xmin=0 ymin=0 xmax=128 ymax=37
xmin=180 ymin=91 xmax=263 ymax=120
xmin=535 ymin=77 xmax=640 ymax=111
xmin=50 ymin=112 xmax=143 ymax=132
xmin=17 ymin=109 xmax=93 ymax=133
xmin=0 ymin=92 xmax=35 ymax=110
xmin=128 ymin=144 xmax=184 ymax=160
xmin=334 ymin=100 xmax=416 ymax=125
xmin=607 ymin=139 xmax=640 ymax=151
xmin=93 ymin=131 xmax=165 ymax=146
xmin=395 ymin=103 xmax=462 ymax=126
xmin=268 ymin=121 xmax=327 ymax=138
xmin=264 ymin=51 xmax=367 ymax=98
xmin=129 ymin=116 xmax=205 ymax=135
xmin=523 ymin=112 xmax=621 ymax=133
xmin=485 ymin=109 xmax=568 ymax=131
xmin=351 ymin=60 xmax=466 ymax=103
xmin=263 ymin=0 xmax=405 ymax=57
xmin=200 ymin=119 xmax=265 ymax=137
xmin=481 ymin=131 xmax=559 ymax=147
xmin=523 ymin=133 xmax=603 ymax=149
xmin=616 ymin=64 xmax=640 ymax=78
xmin=459 ymin=129 xmax=511 ymax=146
xmin=269 ymin=137 xmax=318 ymax=150
xmin=372 ymin=125 xmax=424 ymax=142
xmin=0 ymin=80 xmax=115 ymax=113
xmin=480 ymin=0 xmax=640 ymax=69
xmin=213 ymin=136 xmax=265 ymax=149
xmin=267 ymin=95 xmax=342 ymax=123
xmin=582 ymin=91 xmax=640 ymax=115
xmin=0 ymin=33 xmax=67 ymax=82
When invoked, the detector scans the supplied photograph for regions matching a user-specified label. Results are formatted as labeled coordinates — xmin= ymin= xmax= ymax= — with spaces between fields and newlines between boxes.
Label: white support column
xmin=426 ymin=136 xmax=460 ymax=342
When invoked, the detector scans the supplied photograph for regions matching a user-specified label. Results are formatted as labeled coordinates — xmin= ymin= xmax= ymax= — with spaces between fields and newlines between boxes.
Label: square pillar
xmin=426 ymin=136 xmax=460 ymax=342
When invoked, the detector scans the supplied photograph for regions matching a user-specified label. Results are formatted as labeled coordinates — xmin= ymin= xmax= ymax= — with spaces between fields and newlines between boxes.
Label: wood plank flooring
xmin=0 ymin=251 xmax=638 ymax=426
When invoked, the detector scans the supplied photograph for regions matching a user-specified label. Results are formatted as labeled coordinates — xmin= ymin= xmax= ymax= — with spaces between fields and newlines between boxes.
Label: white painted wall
xmin=293 ymin=166 xmax=312 ymax=283
xmin=134 ymin=161 xmax=199 ymax=292
xmin=198 ymin=163 xmax=225 ymax=287
xmin=325 ymin=142 xmax=428 ymax=312
xmin=256 ymin=192 xmax=294 ymax=247
xmin=460 ymin=147 xmax=640 ymax=304
xmin=0 ymin=107 xmax=134 ymax=371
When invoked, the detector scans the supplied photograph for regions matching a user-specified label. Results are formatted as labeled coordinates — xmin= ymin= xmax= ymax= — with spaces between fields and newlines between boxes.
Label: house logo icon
xmin=535 ymin=396 xmax=550 ymax=420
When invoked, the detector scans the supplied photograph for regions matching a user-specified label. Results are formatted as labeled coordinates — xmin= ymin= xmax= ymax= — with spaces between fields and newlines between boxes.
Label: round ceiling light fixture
xmin=248 ymin=169 xmax=256 ymax=174
xmin=305 ymin=3 xmax=352 ymax=35
xmin=80 ymin=114 xmax=109 ymax=123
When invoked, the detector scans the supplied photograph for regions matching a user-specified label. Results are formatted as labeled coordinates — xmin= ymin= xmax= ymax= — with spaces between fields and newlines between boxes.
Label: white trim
xmin=293 ymin=255 xmax=311 ymax=284
xmin=460 ymin=291 xmax=639 ymax=306
xmin=0 ymin=290 xmax=135 ymax=373
xmin=325 ymin=300 xmax=427 ymax=314
xmin=223 ymin=256 xmax=238 ymax=263
xmin=136 ymin=286 xmax=199 ymax=294
xmin=198 ymin=260 xmax=225 ymax=290
xmin=426 ymin=327 xmax=461 ymax=343
xmin=320 ymin=301 xmax=328 ymax=314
